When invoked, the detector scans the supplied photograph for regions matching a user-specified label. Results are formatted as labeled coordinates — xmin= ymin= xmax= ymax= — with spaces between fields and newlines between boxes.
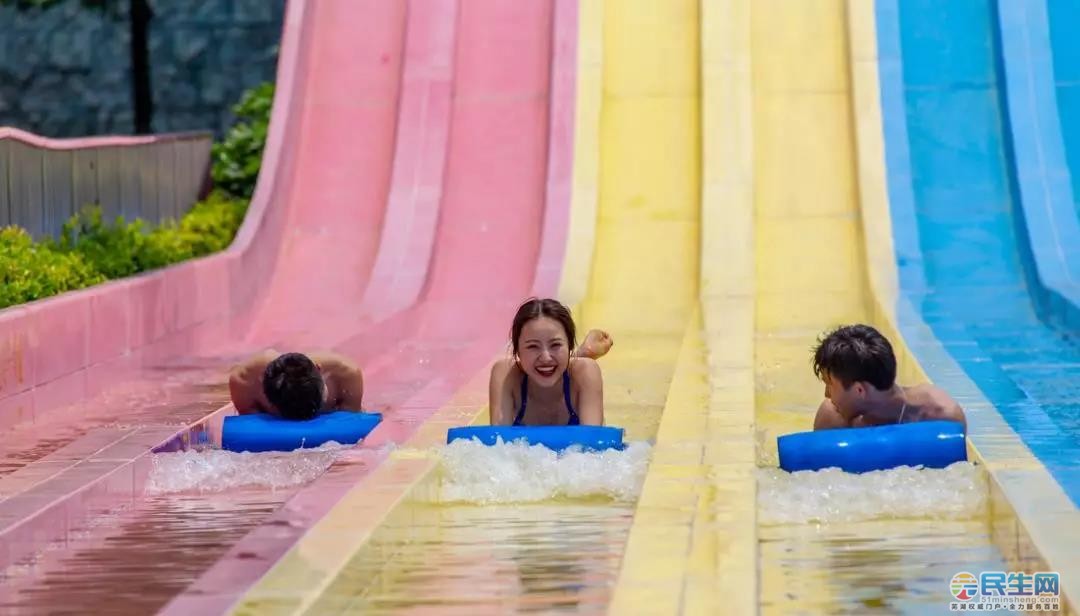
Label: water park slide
xmin=873 ymin=0 xmax=1080 ymax=605
xmin=221 ymin=2 xmax=1080 ymax=609
xmin=226 ymin=0 xmax=703 ymax=612
xmin=1002 ymin=0 xmax=1080 ymax=328
xmin=0 ymin=0 xmax=410 ymax=577
xmin=740 ymin=2 xmax=1013 ymax=611
xmin=1 ymin=0 xmax=570 ymax=612
xmin=608 ymin=0 xmax=757 ymax=612
xmin=623 ymin=2 xmax=1018 ymax=611
xmin=705 ymin=0 xmax=1075 ymax=610
xmin=2 ymin=1 xmax=1077 ymax=615
xmin=166 ymin=3 xmax=577 ymax=612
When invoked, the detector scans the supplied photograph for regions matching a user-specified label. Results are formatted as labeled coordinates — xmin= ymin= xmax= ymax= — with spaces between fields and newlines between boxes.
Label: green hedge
xmin=0 ymin=82 xmax=273 ymax=310
xmin=212 ymin=82 xmax=274 ymax=200
xmin=0 ymin=227 xmax=105 ymax=309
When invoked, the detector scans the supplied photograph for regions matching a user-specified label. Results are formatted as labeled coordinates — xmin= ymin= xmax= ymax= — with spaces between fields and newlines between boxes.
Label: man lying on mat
xmin=811 ymin=324 xmax=966 ymax=431
xmin=228 ymin=350 xmax=364 ymax=420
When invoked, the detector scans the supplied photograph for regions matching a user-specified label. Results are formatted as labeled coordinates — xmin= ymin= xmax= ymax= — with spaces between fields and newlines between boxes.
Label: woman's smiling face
xmin=517 ymin=316 xmax=571 ymax=386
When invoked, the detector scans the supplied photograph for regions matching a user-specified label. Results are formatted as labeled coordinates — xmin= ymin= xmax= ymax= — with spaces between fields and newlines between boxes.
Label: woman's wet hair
xmin=510 ymin=298 xmax=577 ymax=356
xmin=263 ymin=352 xmax=324 ymax=420
xmin=812 ymin=324 xmax=897 ymax=391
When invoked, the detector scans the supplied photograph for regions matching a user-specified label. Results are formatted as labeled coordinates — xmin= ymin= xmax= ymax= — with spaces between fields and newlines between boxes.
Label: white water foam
xmin=144 ymin=442 xmax=348 ymax=494
xmin=757 ymin=461 xmax=988 ymax=525
xmin=431 ymin=438 xmax=653 ymax=504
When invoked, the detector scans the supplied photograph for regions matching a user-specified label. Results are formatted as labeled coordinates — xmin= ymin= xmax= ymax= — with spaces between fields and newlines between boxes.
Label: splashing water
xmin=757 ymin=461 xmax=988 ymax=525
xmin=431 ymin=438 xmax=653 ymax=504
xmin=145 ymin=443 xmax=348 ymax=494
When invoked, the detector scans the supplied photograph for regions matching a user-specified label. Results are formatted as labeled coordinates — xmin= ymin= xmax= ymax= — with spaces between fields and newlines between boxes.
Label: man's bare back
xmin=228 ymin=350 xmax=364 ymax=418
xmin=814 ymin=383 xmax=966 ymax=430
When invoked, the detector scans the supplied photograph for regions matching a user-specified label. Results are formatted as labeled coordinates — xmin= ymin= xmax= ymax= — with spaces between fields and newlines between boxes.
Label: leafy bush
xmin=48 ymin=190 xmax=249 ymax=276
xmin=211 ymin=82 xmax=274 ymax=199
xmin=174 ymin=190 xmax=250 ymax=254
xmin=0 ymin=227 xmax=106 ymax=309
xmin=50 ymin=206 xmax=148 ymax=279
xmin=139 ymin=190 xmax=249 ymax=270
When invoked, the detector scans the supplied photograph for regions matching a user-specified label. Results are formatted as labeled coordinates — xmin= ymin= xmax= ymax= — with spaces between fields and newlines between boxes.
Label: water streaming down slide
xmin=0 ymin=0 xmax=572 ymax=612
xmin=1 ymin=0 xmax=1077 ymax=613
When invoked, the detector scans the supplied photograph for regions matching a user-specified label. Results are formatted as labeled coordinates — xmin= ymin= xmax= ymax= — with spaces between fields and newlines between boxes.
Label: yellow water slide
xmin=570 ymin=0 xmax=701 ymax=442
xmin=607 ymin=0 xmax=755 ymax=613
xmin=752 ymin=3 xmax=1000 ymax=613
xmin=610 ymin=1 xmax=1003 ymax=614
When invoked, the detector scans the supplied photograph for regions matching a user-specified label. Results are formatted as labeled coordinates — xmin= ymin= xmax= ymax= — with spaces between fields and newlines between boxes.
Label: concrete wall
xmin=0 ymin=0 xmax=284 ymax=138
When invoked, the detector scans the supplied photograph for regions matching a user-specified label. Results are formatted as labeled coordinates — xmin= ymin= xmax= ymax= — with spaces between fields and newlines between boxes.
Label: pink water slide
xmin=0 ymin=0 xmax=576 ymax=612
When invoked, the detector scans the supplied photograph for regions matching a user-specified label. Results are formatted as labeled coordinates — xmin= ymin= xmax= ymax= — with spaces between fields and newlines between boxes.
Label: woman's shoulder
xmin=489 ymin=357 xmax=523 ymax=384
xmin=491 ymin=356 xmax=517 ymax=374
xmin=569 ymin=356 xmax=601 ymax=381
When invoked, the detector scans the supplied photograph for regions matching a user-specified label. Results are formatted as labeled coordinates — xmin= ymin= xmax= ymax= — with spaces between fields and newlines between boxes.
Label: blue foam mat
xmin=222 ymin=410 xmax=382 ymax=453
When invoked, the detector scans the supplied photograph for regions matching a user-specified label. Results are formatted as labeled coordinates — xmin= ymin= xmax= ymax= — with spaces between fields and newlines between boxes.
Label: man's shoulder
xmin=907 ymin=383 xmax=962 ymax=419
xmin=231 ymin=349 xmax=278 ymax=374
xmin=310 ymin=351 xmax=361 ymax=373
xmin=923 ymin=383 xmax=958 ymax=407
xmin=230 ymin=356 xmax=265 ymax=382
xmin=905 ymin=382 xmax=943 ymax=400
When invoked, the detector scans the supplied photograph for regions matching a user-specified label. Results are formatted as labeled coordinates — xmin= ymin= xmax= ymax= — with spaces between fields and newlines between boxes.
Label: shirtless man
xmin=228 ymin=350 xmax=364 ymax=420
xmin=811 ymin=324 xmax=966 ymax=431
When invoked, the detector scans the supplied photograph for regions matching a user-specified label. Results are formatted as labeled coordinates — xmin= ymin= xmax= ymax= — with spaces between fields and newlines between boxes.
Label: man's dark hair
xmin=812 ymin=324 xmax=897 ymax=391
xmin=263 ymin=353 xmax=324 ymax=420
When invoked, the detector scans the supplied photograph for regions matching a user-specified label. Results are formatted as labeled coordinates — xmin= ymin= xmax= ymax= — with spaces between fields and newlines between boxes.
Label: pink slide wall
xmin=162 ymin=0 xmax=578 ymax=612
xmin=0 ymin=0 xmax=576 ymax=611
xmin=0 ymin=0 xmax=407 ymax=577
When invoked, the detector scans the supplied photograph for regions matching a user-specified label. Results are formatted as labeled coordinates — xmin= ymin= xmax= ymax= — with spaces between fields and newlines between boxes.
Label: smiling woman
xmin=488 ymin=298 xmax=610 ymax=426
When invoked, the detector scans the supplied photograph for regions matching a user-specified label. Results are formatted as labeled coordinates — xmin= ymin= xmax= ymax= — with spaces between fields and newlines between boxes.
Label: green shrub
xmin=49 ymin=206 xmax=147 ymax=279
xmin=211 ymin=82 xmax=274 ymax=199
xmin=44 ymin=190 xmax=248 ymax=279
xmin=137 ymin=221 xmax=195 ymax=272
xmin=175 ymin=190 xmax=250 ymax=254
xmin=0 ymin=226 xmax=106 ymax=309
xmin=139 ymin=190 xmax=249 ymax=270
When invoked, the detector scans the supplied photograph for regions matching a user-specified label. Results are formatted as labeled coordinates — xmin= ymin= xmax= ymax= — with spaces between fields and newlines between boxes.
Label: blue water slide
xmin=875 ymin=0 xmax=1080 ymax=505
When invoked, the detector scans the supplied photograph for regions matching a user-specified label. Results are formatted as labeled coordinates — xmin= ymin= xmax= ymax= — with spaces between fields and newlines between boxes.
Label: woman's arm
xmin=571 ymin=357 xmax=604 ymax=425
xmin=488 ymin=358 xmax=518 ymax=425
xmin=574 ymin=329 xmax=613 ymax=360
